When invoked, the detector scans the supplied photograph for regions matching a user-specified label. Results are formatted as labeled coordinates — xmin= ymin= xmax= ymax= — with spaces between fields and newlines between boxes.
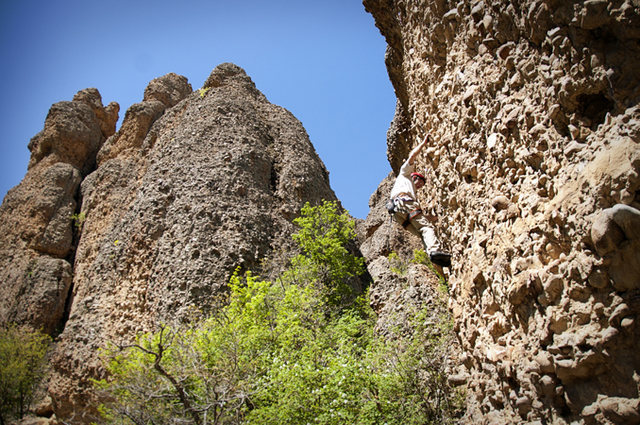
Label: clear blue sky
xmin=0 ymin=0 xmax=395 ymax=219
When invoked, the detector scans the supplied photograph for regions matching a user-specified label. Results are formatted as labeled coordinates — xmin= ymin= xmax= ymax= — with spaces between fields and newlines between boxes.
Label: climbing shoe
xmin=430 ymin=251 xmax=452 ymax=268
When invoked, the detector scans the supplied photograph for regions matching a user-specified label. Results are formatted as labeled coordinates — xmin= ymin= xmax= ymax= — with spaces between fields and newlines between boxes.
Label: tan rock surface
xmin=2 ymin=2 xmax=639 ymax=423
xmin=362 ymin=0 xmax=640 ymax=423
xmin=1 ymin=64 xmax=337 ymax=422
xmin=48 ymin=64 xmax=337 ymax=421
xmin=0 ymin=89 xmax=116 ymax=335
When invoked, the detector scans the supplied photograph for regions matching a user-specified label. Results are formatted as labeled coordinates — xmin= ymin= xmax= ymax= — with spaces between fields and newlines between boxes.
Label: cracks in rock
xmin=56 ymin=186 xmax=84 ymax=338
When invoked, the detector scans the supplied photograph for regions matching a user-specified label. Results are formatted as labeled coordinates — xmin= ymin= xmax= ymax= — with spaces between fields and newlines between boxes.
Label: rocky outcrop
xmin=0 ymin=89 xmax=118 ymax=335
xmin=362 ymin=0 xmax=640 ymax=424
xmin=358 ymin=173 xmax=445 ymax=330
xmin=4 ymin=2 xmax=640 ymax=422
xmin=0 ymin=64 xmax=336 ymax=422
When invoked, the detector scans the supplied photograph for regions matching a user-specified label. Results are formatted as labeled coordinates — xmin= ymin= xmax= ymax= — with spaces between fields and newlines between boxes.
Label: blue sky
xmin=0 ymin=0 xmax=395 ymax=219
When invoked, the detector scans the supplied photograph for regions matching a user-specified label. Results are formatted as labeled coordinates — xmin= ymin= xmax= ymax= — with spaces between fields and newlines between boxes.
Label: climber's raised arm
xmin=407 ymin=134 xmax=430 ymax=165
xmin=388 ymin=132 xmax=451 ymax=268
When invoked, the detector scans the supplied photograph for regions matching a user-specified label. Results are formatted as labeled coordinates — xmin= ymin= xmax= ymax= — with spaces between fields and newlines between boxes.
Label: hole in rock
xmin=270 ymin=163 xmax=279 ymax=193
xmin=576 ymin=92 xmax=614 ymax=129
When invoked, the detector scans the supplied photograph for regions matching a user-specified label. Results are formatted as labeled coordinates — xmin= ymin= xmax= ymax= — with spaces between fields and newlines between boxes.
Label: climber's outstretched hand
xmin=408 ymin=133 xmax=431 ymax=165
xmin=421 ymin=134 xmax=430 ymax=146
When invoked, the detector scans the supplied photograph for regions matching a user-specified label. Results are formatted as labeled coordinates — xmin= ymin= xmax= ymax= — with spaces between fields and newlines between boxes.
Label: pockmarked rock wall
xmin=0 ymin=63 xmax=336 ymax=422
xmin=0 ymin=89 xmax=118 ymax=335
xmin=362 ymin=1 xmax=640 ymax=424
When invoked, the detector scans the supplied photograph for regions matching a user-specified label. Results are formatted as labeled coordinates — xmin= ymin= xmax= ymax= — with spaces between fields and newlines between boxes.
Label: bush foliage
xmin=0 ymin=325 xmax=51 ymax=424
xmin=96 ymin=201 xmax=462 ymax=424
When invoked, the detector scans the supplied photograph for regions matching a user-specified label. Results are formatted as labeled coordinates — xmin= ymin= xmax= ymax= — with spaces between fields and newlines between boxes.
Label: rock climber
xmin=388 ymin=134 xmax=452 ymax=268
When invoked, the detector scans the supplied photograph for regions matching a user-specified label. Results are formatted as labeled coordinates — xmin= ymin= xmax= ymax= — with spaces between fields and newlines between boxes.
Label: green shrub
xmin=71 ymin=211 xmax=86 ymax=230
xmin=0 ymin=325 xmax=51 ymax=424
xmin=287 ymin=201 xmax=366 ymax=312
xmin=96 ymin=201 xmax=462 ymax=425
xmin=412 ymin=249 xmax=448 ymax=291
xmin=388 ymin=251 xmax=408 ymax=276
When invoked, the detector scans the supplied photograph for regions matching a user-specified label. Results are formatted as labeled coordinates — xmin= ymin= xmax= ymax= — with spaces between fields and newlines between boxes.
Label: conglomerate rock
xmin=3 ymin=2 xmax=640 ymax=422
xmin=0 ymin=64 xmax=336 ymax=422
xmin=0 ymin=89 xmax=117 ymax=336
xmin=362 ymin=1 xmax=640 ymax=424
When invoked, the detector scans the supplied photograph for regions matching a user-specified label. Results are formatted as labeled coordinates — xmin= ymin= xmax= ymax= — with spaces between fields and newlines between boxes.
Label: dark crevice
xmin=57 ymin=148 xmax=106 ymax=336
xmin=55 ymin=187 xmax=84 ymax=338
xmin=270 ymin=161 xmax=280 ymax=194
xmin=576 ymin=92 xmax=614 ymax=129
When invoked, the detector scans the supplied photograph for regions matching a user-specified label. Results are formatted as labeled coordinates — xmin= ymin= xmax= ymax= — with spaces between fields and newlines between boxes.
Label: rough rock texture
xmin=362 ymin=0 xmax=640 ymax=424
xmin=358 ymin=173 xmax=449 ymax=329
xmin=0 ymin=64 xmax=336 ymax=422
xmin=0 ymin=89 xmax=118 ymax=335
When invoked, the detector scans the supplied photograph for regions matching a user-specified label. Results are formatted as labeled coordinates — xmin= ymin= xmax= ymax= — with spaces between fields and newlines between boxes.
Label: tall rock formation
xmin=0 ymin=63 xmax=336 ymax=422
xmin=0 ymin=89 xmax=118 ymax=335
xmin=362 ymin=0 xmax=640 ymax=424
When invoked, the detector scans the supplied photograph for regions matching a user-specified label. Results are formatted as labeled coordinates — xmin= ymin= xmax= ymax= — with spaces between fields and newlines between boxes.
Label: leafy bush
xmin=287 ymin=200 xmax=366 ymax=312
xmin=0 ymin=325 xmax=51 ymax=423
xmin=411 ymin=249 xmax=448 ymax=291
xmin=388 ymin=251 xmax=408 ymax=276
xmin=96 ymin=201 xmax=462 ymax=425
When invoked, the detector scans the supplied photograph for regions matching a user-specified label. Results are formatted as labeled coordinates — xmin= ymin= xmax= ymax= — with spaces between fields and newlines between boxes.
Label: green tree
xmin=287 ymin=200 xmax=366 ymax=311
xmin=0 ymin=325 xmax=51 ymax=424
xmin=96 ymin=201 xmax=462 ymax=425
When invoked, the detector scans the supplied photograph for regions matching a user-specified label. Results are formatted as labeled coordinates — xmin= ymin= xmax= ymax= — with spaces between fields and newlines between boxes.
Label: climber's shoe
xmin=429 ymin=251 xmax=452 ymax=268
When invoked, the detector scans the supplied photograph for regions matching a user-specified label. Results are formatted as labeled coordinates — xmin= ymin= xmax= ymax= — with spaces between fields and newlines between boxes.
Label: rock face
xmin=0 ymin=89 xmax=118 ymax=335
xmin=362 ymin=1 xmax=640 ymax=424
xmin=0 ymin=64 xmax=336 ymax=422
xmin=358 ymin=172 xmax=448 ymax=332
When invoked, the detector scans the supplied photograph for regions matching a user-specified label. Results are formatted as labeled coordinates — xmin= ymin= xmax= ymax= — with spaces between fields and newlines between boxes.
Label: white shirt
xmin=390 ymin=159 xmax=417 ymax=200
